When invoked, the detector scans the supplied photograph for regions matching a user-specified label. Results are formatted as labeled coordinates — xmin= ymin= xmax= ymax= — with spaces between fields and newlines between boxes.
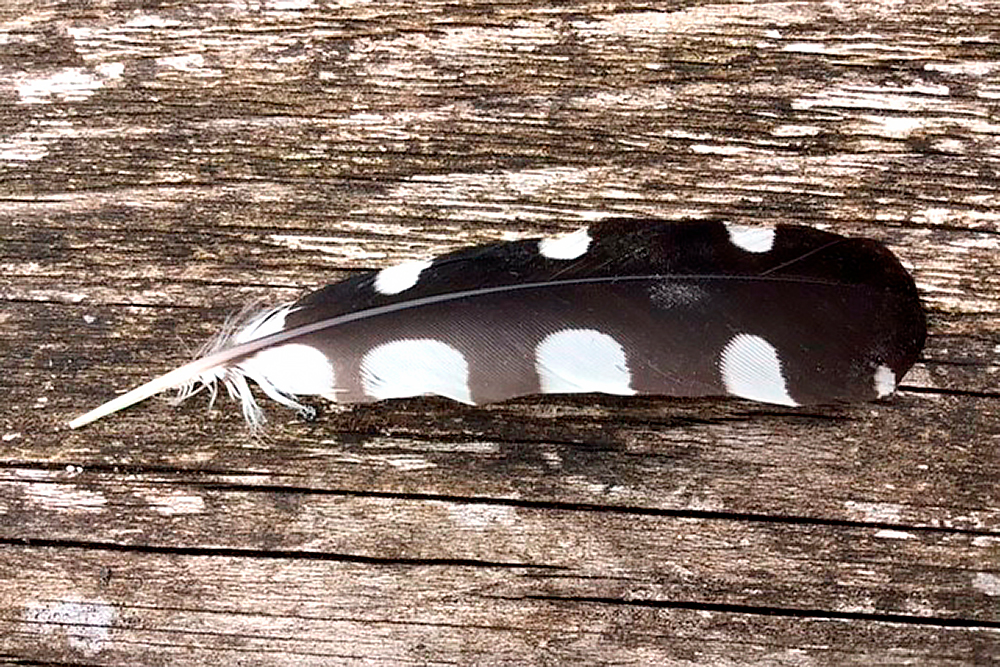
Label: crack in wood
xmin=0 ymin=538 xmax=566 ymax=570
xmin=518 ymin=596 xmax=1000 ymax=630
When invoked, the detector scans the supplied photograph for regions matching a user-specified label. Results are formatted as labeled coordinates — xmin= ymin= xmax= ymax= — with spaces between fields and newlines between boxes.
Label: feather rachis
xmin=69 ymin=302 xmax=299 ymax=429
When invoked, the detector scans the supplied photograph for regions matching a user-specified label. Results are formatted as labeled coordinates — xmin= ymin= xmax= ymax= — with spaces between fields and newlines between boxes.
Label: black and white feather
xmin=69 ymin=219 xmax=926 ymax=429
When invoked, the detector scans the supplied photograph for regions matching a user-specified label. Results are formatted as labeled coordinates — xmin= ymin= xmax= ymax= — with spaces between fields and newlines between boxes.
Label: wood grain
xmin=1 ymin=0 xmax=998 ymax=664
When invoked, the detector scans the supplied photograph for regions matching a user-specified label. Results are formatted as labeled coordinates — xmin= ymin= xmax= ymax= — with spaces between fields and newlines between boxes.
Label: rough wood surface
xmin=1 ymin=0 xmax=998 ymax=664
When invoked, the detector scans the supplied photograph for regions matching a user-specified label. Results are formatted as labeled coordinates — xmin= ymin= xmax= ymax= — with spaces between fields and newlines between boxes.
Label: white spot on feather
xmin=239 ymin=344 xmax=336 ymax=397
xmin=719 ymin=333 xmax=797 ymax=406
xmin=724 ymin=223 xmax=775 ymax=253
xmin=874 ymin=364 xmax=897 ymax=398
xmin=233 ymin=304 xmax=292 ymax=343
xmin=361 ymin=339 xmax=473 ymax=404
xmin=539 ymin=227 xmax=591 ymax=260
xmin=536 ymin=329 xmax=635 ymax=396
xmin=374 ymin=258 xmax=433 ymax=295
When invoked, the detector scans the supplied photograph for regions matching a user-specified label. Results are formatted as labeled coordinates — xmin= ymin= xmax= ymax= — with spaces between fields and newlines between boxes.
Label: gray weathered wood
xmin=1 ymin=0 xmax=998 ymax=664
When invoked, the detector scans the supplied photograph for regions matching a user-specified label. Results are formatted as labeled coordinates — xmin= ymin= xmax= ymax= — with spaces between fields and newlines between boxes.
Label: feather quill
xmin=69 ymin=219 xmax=926 ymax=429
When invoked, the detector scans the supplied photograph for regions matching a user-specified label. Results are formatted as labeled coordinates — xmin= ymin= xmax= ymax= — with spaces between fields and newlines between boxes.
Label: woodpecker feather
xmin=69 ymin=219 xmax=926 ymax=429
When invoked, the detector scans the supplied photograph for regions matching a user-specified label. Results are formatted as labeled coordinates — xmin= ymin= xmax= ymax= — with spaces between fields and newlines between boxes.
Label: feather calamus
xmin=69 ymin=219 xmax=926 ymax=429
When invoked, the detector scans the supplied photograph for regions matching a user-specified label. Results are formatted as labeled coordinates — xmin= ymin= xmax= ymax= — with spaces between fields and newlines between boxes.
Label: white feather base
xmin=174 ymin=302 xmax=326 ymax=430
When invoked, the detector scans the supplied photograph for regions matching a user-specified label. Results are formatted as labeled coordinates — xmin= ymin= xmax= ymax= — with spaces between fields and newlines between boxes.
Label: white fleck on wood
xmin=138 ymin=491 xmax=206 ymax=516
xmin=973 ymin=573 xmax=1000 ymax=597
xmin=874 ymin=529 xmax=916 ymax=540
xmin=15 ymin=64 xmax=124 ymax=103
xmin=22 ymin=600 xmax=115 ymax=654
xmin=23 ymin=484 xmax=107 ymax=512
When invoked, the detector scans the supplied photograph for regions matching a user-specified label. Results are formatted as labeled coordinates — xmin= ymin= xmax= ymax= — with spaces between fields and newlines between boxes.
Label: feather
xmin=68 ymin=219 xmax=926 ymax=429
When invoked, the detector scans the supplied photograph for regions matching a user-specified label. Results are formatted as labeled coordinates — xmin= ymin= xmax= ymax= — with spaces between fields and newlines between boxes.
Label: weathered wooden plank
xmin=2 ymin=472 xmax=999 ymax=620
xmin=2 ymin=0 xmax=999 ymax=664
xmin=1 ymin=546 xmax=997 ymax=666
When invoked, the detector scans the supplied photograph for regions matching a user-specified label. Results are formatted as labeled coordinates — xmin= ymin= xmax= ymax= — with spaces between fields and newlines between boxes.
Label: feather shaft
xmin=69 ymin=275 xmax=769 ymax=427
